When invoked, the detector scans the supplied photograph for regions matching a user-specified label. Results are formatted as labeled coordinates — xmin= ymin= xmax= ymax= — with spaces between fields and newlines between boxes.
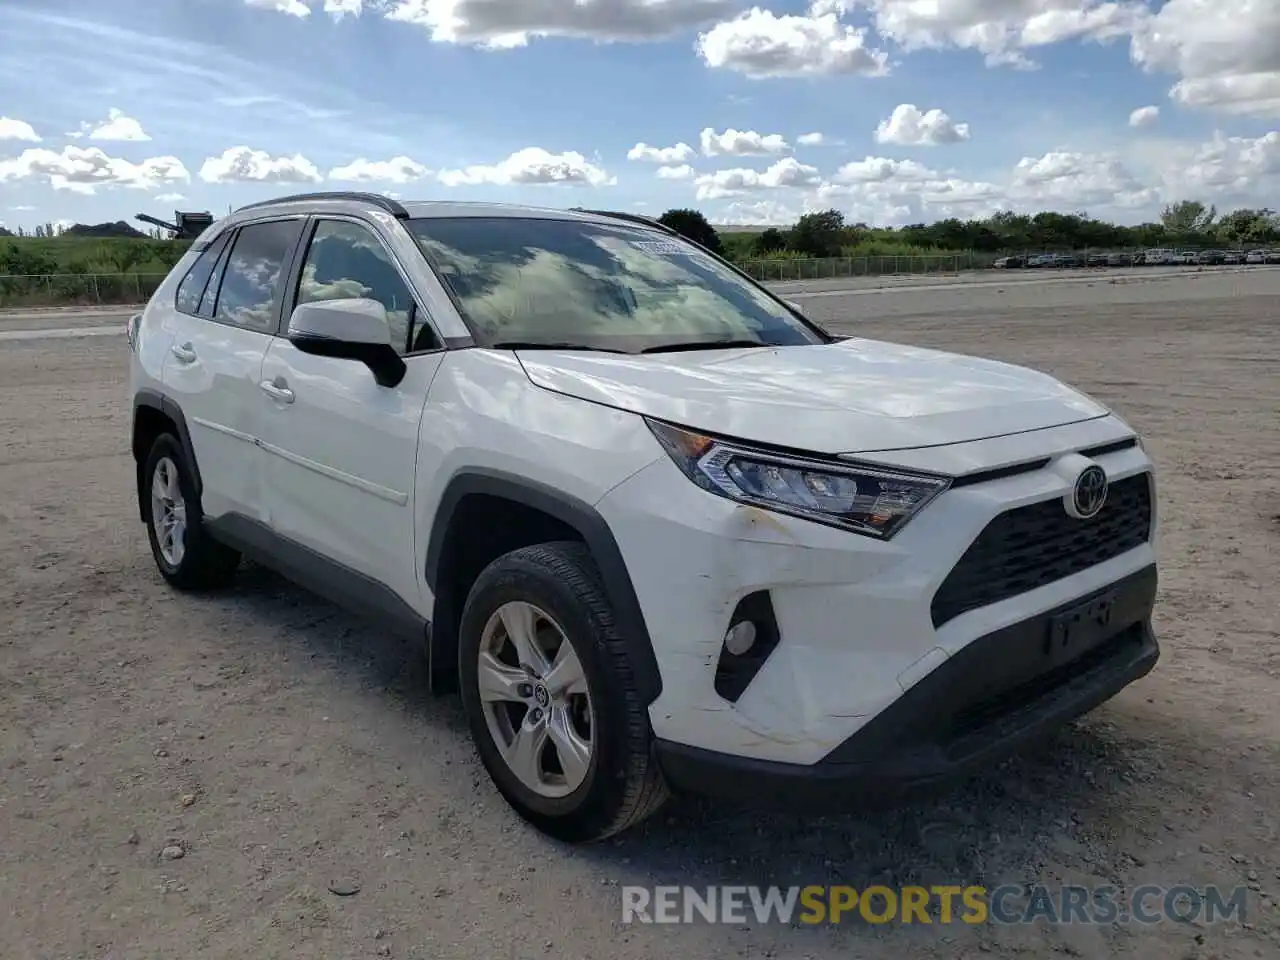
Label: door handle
xmin=259 ymin=379 xmax=295 ymax=404
xmin=170 ymin=342 xmax=197 ymax=364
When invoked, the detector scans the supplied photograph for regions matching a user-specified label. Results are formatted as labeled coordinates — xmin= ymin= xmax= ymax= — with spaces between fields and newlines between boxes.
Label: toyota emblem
xmin=1069 ymin=464 xmax=1108 ymax=519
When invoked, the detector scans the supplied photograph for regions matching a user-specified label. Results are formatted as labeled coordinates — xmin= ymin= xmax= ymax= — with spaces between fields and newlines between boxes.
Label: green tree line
xmin=659 ymin=201 xmax=1280 ymax=261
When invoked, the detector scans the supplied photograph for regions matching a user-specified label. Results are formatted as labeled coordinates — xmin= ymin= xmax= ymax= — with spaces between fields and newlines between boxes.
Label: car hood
xmin=516 ymin=338 xmax=1109 ymax=454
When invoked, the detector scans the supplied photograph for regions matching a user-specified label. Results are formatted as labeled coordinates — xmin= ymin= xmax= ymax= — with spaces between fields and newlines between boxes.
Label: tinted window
xmin=213 ymin=219 xmax=303 ymax=332
xmin=197 ymin=237 xmax=233 ymax=318
xmin=296 ymin=220 xmax=426 ymax=353
xmin=174 ymin=233 xmax=229 ymax=315
xmin=406 ymin=217 xmax=821 ymax=352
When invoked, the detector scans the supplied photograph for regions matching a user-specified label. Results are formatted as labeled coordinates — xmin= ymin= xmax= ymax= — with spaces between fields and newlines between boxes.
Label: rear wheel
xmin=141 ymin=433 xmax=240 ymax=589
xmin=459 ymin=542 xmax=668 ymax=842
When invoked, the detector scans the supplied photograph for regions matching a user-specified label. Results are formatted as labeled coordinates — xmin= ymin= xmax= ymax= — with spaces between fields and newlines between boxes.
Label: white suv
xmin=128 ymin=192 xmax=1161 ymax=841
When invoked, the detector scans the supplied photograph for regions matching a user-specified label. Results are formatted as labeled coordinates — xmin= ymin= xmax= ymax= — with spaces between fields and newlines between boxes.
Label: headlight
xmin=646 ymin=419 xmax=949 ymax=539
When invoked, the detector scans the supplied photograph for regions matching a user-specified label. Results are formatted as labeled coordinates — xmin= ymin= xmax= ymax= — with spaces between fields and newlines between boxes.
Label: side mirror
xmin=287 ymin=298 xmax=406 ymax=388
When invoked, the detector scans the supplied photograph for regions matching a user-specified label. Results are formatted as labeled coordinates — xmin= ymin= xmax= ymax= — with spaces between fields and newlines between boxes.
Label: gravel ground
xmin=1 ymin=269 xmax=1277 ymax=959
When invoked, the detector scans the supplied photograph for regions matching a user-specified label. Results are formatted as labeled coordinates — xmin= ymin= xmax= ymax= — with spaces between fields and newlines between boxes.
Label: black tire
xmin=458 ymin=542 xmax=669 ymax=842
xmin=141 ymin=433 xmax=240 ymax=590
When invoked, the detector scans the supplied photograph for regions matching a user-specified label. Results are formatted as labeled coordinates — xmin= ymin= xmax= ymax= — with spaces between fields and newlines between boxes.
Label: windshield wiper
xmin=488 ymin=340 xmax=628 ymax=354
xmin=639 ymin=339 xmax=771 ymax=354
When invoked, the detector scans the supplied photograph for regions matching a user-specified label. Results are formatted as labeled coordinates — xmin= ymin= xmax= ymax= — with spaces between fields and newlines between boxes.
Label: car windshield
xmin=406 ymin=216 xmax=825 ymax=352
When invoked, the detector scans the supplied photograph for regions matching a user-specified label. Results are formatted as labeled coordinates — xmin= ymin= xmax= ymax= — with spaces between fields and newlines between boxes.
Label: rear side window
xmin=174 ymin=232 xmax=230 ymax=315
xmin=213 ymin=219 xmax=304 ymax=332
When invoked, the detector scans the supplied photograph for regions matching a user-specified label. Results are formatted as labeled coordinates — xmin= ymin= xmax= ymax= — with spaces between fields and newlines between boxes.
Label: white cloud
xmin=696 ymin=3 xmax=889 ymax=78
xmin=324 ymin=0 xmax=365 ymax=18
xmin=694 ymin=157 xmax=821 ymax=199
xmin=1128 ymin=105 xmax=1160 ymax=127
xmin=700 ymin=126 xmax=791 ymax=157
xmin=0 ymin=117 xmax=41 ymax=142
xmin=155 ymin=192 xmax=186 ymax=202
xmin=1129 ymin=0 xmax=1280 ymax=117
xmin=1156 ymin=131 xmax=1280 ymax=198
xmin=1010 ymin=149 xmax=1154 ymax=207
xmin=244 ymin=0 xmax=312 ymax=16
xmin=383 ymin=0 xmax=733 ymax=48
xmin=0 ymin=146 xmax=189 ymax=193
xmin=796 ymin=132 xmax=826 ymax=146
xmin=713 ymin=199 xmax=808 ymax=226
xmin=832 ymin=156 xmax=937 ymax=183
xmin=656 ymin=164 xmax=695 ymax=180
xmin=199 ymin=146 xmax=324 ymax=183
xmin=328 ymin=156 xmax=431 ymax=182
xmin=627 ymin=141 xmax=697 ymax=164
xmin=875 ymin=104 xmax=971 ymax=146
xmin=437 ymin=147 xmax=614 ymax=186
xmin=859 ymin=0 xmax=1144 ymax=69
xmin=70 ymin=108 xmax=151 ymax=142
xmin=243 ymin=0 xmax=366 ymax=18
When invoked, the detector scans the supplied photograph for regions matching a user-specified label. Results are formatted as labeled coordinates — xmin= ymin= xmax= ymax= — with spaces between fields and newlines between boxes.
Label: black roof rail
xmin=234 ymin=191 xmax=410 ymax=219
xmin=575 ymin=209 xmax=677 ymax=235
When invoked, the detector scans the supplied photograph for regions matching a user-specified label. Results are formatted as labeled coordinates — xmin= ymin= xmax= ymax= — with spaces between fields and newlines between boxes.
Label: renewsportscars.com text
xmin=621 ymin=884 xmax=1250 ymax=926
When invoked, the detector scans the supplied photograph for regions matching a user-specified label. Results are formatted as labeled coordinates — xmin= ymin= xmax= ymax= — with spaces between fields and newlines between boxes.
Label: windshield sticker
xmin=633 ymin=240 xmax=693 ymax=256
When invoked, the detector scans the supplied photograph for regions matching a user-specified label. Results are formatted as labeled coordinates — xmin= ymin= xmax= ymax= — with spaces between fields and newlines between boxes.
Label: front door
xmin=256 ymin=217 xmax=445 ymax=610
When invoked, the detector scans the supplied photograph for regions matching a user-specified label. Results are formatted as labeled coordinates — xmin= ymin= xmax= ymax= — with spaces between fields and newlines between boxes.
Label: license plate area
xmin=1044 ymin=590 xmax=1118 ymax=668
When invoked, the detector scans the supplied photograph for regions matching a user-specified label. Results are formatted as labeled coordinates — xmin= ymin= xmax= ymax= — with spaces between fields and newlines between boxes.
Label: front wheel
xmin=458 ymin=542 xmax=669 ymax=842
xmin=141 ymin=433 xmax=240 ymax=590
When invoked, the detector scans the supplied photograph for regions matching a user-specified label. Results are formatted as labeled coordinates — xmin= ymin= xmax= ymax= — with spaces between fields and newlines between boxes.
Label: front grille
xmin=931 ymin=473 xmax=1152 ymax=627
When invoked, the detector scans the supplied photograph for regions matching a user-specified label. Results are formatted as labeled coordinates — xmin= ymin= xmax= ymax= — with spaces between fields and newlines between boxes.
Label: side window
xmin=197 ymin=236 xmax=233 ymax=318
xmin=213 ymin=219 xmax=303 ymax=332
xmin=174 ymin=233 xmax=229 ymax=315
xmin=296 ymin=219 xmax=431 ymax=354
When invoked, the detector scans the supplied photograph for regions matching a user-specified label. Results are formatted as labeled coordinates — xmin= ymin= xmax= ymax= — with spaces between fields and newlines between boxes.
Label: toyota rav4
xmin=128 ymin=193 xmax=1161 ymax=841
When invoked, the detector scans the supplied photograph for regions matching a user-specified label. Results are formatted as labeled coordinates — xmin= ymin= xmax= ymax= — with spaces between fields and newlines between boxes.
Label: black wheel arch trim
xmin=132 ymin=389 xmax=202 ymax=522
xmin=424 ymin=468 xmax=663 ymax=706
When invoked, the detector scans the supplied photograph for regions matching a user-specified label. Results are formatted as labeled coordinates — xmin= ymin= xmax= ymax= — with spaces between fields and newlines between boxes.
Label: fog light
xmin=724 ymin=621 xmax=757 ymax=656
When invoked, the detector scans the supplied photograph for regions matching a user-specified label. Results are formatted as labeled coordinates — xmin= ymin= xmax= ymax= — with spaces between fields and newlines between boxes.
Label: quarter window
xmin=213 ymin=219 xmax=303 ymax=332
xmin=174 ymin=232 xmax=230 ymax=316
xmin=296 ymin=220 xmax=429 ymax=354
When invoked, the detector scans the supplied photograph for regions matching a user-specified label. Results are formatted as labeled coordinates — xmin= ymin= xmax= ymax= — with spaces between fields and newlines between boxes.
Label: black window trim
xmin=281 ymin=213 xmax=446 ymax=357
xmin=404 ymin=214 xmax=836 ymax=349
xmin=198 ymin=215 xmax=307 ymax=336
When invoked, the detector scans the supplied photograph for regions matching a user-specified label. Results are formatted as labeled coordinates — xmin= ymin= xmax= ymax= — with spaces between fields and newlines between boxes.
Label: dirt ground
xmin=1 ymin=269 xmax=1278 ymax=959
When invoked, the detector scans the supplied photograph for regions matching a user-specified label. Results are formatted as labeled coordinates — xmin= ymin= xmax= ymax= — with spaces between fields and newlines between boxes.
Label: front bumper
xmin=655 ymin=564 xmax=1159 ymax=808
xmin=596 ymin=414 xmax=1159 ymax=765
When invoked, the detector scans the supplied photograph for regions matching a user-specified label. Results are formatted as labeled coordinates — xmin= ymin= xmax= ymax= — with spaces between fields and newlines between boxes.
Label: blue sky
xmin=1 ymin=0 xmax=1277 ymax=231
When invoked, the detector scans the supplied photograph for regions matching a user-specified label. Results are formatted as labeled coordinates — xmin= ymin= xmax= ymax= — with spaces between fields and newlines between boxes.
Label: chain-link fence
xmin=735 ymin=254 xmax=978 ymax=282
xmin=0 ymin=273 xmax=167 ymax=308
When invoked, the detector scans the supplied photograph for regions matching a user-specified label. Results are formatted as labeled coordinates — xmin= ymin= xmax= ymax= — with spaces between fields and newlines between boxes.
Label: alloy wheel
xmin=477 ymin=600 xmax=595 ymax=798
xmin=150 ymin=456 xmax=187 ymax=567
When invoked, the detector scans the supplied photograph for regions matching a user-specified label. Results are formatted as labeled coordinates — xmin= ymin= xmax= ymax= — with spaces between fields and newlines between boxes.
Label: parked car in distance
xmin=1266 ymin=250 xmax=1280 ymax=264
xmin=1223 ymin=251 xmax=1243 ymax=265
xmin=127 ymin=192 xmax=1163 ymax=842
xmin=1106 ymin=252 xmax=1132 ymax=267
xmin=993 ymin=255 xmax=1026 ymax=269
xmin=1195 ymin=250 xmax=1225 ymax=265
xmin=1245 ymin=250 xmax=1267 ymax=264
xmin=1085 ymin=253 xmax=1108 ymax=267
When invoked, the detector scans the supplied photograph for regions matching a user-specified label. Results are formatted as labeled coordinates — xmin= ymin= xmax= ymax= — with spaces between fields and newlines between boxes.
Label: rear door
xmin=163 ymin=217 xmax=305 ymax=522
xmin=257 ymin=216 xmax=445 ymax=608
